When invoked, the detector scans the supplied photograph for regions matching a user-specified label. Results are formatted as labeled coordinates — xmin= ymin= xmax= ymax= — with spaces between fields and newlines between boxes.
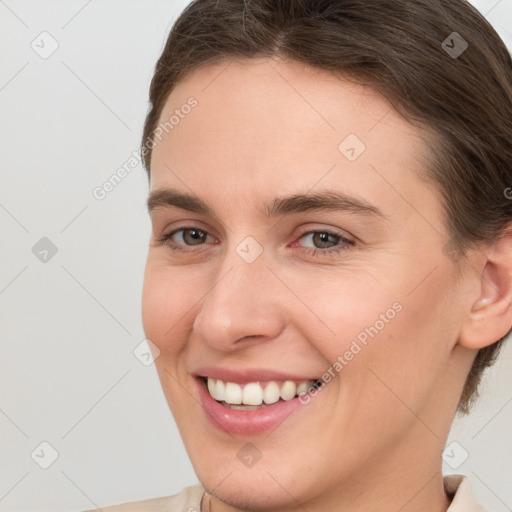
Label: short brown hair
xmin=141 ymin=0 xmax=512 ymax=414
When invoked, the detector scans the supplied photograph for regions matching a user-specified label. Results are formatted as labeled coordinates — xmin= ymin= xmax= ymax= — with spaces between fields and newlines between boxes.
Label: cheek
xmin=291 ymin=262 xmax=456 ymax=399
xmin=287 ymin=268 xmax=402 ymax=362
xmin=141 ymin=264 xmax=195 ymax=413
xmin=341 ymin=265 xmax=458 ymax=416
xmin=141 ymin=262 xmax=195 ymax=355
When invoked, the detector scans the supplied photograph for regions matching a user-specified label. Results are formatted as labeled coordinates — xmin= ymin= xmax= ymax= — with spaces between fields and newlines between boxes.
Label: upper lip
xmin=194 ymin=366 xmax=319 ymax=384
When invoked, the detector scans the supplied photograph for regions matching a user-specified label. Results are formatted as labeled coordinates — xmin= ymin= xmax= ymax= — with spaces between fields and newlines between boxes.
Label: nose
xmin=193 ymin=250 xmax=286 ymax=351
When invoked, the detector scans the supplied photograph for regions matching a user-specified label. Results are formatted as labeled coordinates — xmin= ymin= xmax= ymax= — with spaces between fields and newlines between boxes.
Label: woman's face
xmin=142 ymin=58 xmax=476 ymax=509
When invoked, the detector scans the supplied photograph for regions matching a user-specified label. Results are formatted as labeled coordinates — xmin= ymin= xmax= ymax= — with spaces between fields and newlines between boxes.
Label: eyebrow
xmin=146 ymin=188 xmax=387 ymax=219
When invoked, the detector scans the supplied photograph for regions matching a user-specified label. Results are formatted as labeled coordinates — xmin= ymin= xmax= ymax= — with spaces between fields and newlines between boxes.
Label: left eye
xmin=291 ymin=228 xmax=355 ymax=257
xmin=295 ymin=230 xmax=346 ymax=250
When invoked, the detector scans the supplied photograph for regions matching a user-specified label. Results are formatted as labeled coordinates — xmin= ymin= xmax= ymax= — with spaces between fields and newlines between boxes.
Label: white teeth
xmin=263 ymin=381 xmax=280 ymax=404
xmin=224 ymin=382 xmax=242 ymax=404
xmin=242 ymin=382 xmax=263 ymax=405
xmin=280 ymin=380 xmax=296 ymax=401
xmin=207 ymin=378 xmax=216 ymax=399
xmin=296 ymin=381 xmax=310 ymax=395
xmin=214 ymin=379 xmax=225 ymax=401
xmin=206 ymin=377 xmax=316 ymax=405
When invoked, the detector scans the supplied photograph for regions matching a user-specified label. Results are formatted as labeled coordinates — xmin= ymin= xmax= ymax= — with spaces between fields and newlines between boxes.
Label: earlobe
xmin=458 ymin=228 xmax=512 ymax=350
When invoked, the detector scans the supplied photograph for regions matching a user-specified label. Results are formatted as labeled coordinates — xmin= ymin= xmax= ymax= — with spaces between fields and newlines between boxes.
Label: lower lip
xmin=195 ymin=378 xmax=306 ymax=435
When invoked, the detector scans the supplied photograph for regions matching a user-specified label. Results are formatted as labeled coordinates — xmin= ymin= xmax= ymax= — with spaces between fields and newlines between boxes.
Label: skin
xmin=141 ymin=57 xmax=512 ymax=512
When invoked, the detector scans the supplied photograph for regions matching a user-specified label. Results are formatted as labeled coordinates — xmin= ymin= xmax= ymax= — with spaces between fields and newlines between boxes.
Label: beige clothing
xmin=85 ymin=474 xmax=487 ymax=511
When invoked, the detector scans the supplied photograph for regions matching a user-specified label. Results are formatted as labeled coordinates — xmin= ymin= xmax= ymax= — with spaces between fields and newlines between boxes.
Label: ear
xmin=458 ymin=226 xmax=512 ymax=349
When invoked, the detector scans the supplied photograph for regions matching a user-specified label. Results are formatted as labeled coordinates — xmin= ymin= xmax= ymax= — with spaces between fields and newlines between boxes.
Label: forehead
xmin=149 ymin=57 xmax=438 ymax=221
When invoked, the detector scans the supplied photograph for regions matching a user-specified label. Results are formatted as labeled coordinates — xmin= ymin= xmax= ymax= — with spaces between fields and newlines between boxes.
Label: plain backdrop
xmin=1 ymin=1 xmax=511 ymax=511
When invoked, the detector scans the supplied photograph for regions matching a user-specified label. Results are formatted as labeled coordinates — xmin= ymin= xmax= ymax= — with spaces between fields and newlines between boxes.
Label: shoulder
xmin=82 ymin=484 xmax=204 ymax=512
xmin=444 ymin=474 xmax=488 ymax=512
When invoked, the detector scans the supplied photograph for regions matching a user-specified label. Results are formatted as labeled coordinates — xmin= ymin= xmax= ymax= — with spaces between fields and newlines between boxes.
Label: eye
xmin=156 ymin=227 xmax=217 ymax=252
xmin=155 ymin=226 xmax=355 ymax=257
xmin=291 ymin=228 xmax=355 ymax=257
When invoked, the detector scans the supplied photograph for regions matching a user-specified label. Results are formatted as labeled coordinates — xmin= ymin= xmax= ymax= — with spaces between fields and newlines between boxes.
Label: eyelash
xmin=155 ymin=226 xmax=355 ymax=258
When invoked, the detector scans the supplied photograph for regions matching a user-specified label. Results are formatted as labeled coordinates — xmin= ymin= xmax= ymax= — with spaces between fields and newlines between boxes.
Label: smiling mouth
xmin=201 ymin=376 xmax=321 ymax=410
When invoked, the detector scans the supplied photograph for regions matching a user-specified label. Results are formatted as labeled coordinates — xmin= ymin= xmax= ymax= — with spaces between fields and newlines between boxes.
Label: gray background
xmin=1 ymin=1 xmax=511 ymax=511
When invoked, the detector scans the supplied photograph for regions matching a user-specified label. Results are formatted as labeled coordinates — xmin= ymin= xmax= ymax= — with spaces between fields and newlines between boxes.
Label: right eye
xmin=156 ymin=227 xmax=218 ymax=252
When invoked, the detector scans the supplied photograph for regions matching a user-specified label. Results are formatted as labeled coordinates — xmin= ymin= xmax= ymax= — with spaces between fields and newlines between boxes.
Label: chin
xmin=188 ymin=447 xmax=322 ymax=511
xmin=202 ymin=477 xmax=304 ymax=512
